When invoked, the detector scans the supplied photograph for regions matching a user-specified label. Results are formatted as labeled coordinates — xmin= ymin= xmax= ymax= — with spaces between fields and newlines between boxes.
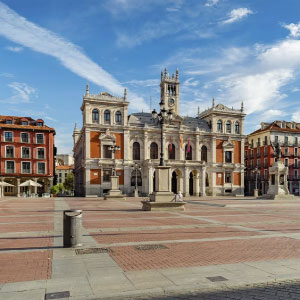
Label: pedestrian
xmin=175 ymin=191 xmax=183 ymax=202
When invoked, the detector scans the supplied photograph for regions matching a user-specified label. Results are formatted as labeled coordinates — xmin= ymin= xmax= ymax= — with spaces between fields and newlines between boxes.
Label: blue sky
xmin=0 ymin=0 xmax=300 ymax=153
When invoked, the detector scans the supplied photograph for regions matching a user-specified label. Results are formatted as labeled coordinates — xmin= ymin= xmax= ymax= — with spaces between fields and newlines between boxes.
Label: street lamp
xmin=132 ymin=162 xmax=141 ymax=197
xmin=108 ymin=142 xmax=120 ymax=176
xmin=152 ymin=99 xmax=174 ymax=166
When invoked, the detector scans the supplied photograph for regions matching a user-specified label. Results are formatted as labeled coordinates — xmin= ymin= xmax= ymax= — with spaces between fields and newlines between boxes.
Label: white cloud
xmin=292 ymin=110 xmax=300 ymax=122
xmin=5 ymin=46 xmax=23 ymax=52
xmin=205 ymin=0 xmax=219 ymax=7
xmin=123 ymin=79 xmax=159 ymax=87
xmin=1 ymin=82 xmax=38 ymax=103
xmin=283 ymin=22 xmax=300 ymax=38
xmin=0 ymin=72 xmax=13 ymax=77
xmin=222 ymin=8 xmax=253 ymax=25
xmin=0 ymin=2 xmax=148 ymax=110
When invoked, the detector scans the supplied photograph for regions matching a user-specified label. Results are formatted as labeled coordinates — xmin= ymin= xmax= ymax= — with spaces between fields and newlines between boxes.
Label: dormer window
xmin=37 ymin=122 xmax=43 ymax=126
xmin=6 ymin=119 xmax=12 ymax=124
xmin=21 ymin=121 xmax=28 ymax=125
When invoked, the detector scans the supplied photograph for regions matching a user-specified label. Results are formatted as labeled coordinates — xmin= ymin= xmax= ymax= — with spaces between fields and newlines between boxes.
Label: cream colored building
xmin=73 ymin=69 xmax=246 ymax=197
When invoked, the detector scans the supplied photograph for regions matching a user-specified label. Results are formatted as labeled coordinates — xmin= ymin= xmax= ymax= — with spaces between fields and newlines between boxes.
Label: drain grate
xmin=206 ymin=276 xmax=228 ymax=282
xmin=45 ymin=291 xmax=70 ymax=300
xmin=135 ymin=244 xmax=169 ymax=251
xmin=75 ymin=248 xmax=112 ymax=255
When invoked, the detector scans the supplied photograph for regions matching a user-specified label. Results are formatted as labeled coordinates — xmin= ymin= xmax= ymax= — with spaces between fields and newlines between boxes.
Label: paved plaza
xmin=2 ymin=196 xmax=300 ymax=299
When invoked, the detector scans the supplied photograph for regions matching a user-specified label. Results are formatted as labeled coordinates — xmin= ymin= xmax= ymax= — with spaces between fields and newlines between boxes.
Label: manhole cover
xmin=75 ymin=248 xmax=112 ymax=255
xmin=135 ymin=244 xmax=168 ymax=251
xmin=45 ymin=291 xmax=70 ymax=299
xmin=206 ymin=276 xmax=228 ymax=282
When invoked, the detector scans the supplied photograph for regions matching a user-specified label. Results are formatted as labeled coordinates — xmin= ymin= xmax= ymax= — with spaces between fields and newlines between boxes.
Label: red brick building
xmin=245 ymin=121 xmax=300 ymax=196
xmin=0 ymin=115 xmax=56 ymax=196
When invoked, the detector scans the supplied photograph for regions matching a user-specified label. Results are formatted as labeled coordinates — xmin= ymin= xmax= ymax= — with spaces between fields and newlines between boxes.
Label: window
xmin=295 ymin=170 xmax=298 ymax=180
xmin=225 ymin=151 xmax=232 ymax=163
xmin=257 ymin=159 xmax=260 ymax=168
xmin=36 ymin=133 xmax=44 ymax=144
xmin=168 ymin=144 xmax=175 ymax=160
xmin=4 ymin=132 xmax=13 ymax=142
xmin=22 ymin=147 xmax=30 ymax=159
xmin=285 ymin=136 xmax=288 ymax=144
xmin=6 ymin=119 xmax=12 ymax=124
xmin=201 ymin=145 xmax=207 ymax=162
xmin=115 ymin=111 xmax=122 ymax=124
xmin=22 ymin=162 xmax=31 ymax=174
xmin=6 ymin=146 xmax=14 ymax=158
xmin=295 ymin=137 xmax=298 ymax=145
xmin=6 ymin=161 xmax=15 ymax=173
xmin=264 ymin=158 xmax=268 ymax=168
xmin=37 ymin=162 xmax=46 ymax=174
xmin=21 ymin=121 xmax=28 ymax=125
xmin=257 ymin=137 xmax=261 ymax=147
xmin=217 ymin=120 xmax=222 ymax=132
xmin=37 ymin=122 xmax=43 ymax=126
xmin=133 ymin=142 xmax=140 ymax=160
xmin=150 ymin=142 xmax=158 ymax=159
xmin=103 ymin=145 xmax=112 ymax=159
xmin=285 ymin=147 xmax=289 ymax=156
xmin=104 ymin=110 xmax=110 ymax=124
xmin=92 ymin=109 xmax=99 ymax=124
xmin=295 ymin=148 xmax=298 ymax=157
xmin=103 ymin=169 xmax=111 ymax=182
xmin=264 ymin=170 xmax=268 ymax=180
xmin=264 ymin=136 xmax=268 ymax=145
xmin=295 ymin=159 xmax=298 ymax=168
xmin=59 ymin=173 xmax=62 ymax=178
xmin=226 ymin=121 xmax=231 ymax=133
xmin=235 ymin=121 xmax=240 ymax=134
xmin=225 ymin=173 xmax=232 ymax=183
xmin=36 ymin=148 xmax=45 ymax=159
xmin=185 ymin=144 xmax=192 ymax=160
xmin=285 ymin=158 xmax=289 ymax=167
xmin=21 ymin=132 xmax=29 ymax=143
xmin=251 ymin=139 xmax=254 ymax=148
xmin=275 ymin=136 xmax=278 ymax=143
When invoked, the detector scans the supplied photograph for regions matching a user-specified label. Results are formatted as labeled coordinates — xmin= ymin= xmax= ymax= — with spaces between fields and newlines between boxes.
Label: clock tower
xmin=160 ymin=68 xmax=180 ymax=115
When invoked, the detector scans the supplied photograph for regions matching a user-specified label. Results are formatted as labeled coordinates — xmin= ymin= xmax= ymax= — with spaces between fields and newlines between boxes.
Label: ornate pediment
xmin=99 ymin=129 xmax=116 ymax=142
xmin=222 ymin=138 xmax=235 ymax=149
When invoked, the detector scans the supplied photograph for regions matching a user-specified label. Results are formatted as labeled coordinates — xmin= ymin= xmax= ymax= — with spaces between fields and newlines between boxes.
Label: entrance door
xmin=189 ymin=172 xmax=194 ymax=196
xmin=153 ymin=171 xmax=156 ymax=192
xmin=171 ymin=171 xmax=177 ymax=193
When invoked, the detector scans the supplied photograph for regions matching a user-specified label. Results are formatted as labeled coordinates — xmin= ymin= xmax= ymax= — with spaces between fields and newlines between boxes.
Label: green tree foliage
xmin=64 ymin=173 xmax=74 ymax=191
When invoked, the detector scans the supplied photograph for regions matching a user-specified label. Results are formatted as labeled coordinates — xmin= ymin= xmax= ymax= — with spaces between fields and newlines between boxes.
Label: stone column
xmin=17 ymin=178 xmax=20 ymax=197
xmin=179 ymin=133 xmax=184 ymax=160
xmin=195 ymin=173 xmax=200 ymax=196
xmin=0 ymin=177 xmax=4 ymax=198
xmin=211 ymin=171 xmax=216 ymax=196
xmin=195 ymin=135 xmax=200 ymax=161
xmin=123 ymin=130 xmax=130 ymax=161
xmin=143 ymin=132 xmax=148 ymax=160
xmin=212 ymin=137 xmax=216 ymax=164
xmin=184 ymin=168 xmax=189 ymax=196
xmin=33 ymin=178 xmax=38 ymax=194
xmin=201 ymin=167 xmax=206 ymax=197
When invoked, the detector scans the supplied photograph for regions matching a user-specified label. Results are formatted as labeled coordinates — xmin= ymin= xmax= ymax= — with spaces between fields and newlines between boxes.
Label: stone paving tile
xmin=0 ymin=216 xmax=53 ymax=222
xmin=0 ymin=223 xmax=53 ymax=233
xmin=83 ymin=217 xmax=208 ymax=229
xmin=0 ymin=251 xmax=52 ymax=283
xmin=246 ymin=223 xmax=300 ymax=233
xmin=84 ymin=212 xmax=175 ymax=219
xmin=91 ymin=226 xmax=262 ymax=244
xmin=0 ymin=236 xmax=53 ymax=250
xmin=109 ymin=237 xmax=300 ymax=271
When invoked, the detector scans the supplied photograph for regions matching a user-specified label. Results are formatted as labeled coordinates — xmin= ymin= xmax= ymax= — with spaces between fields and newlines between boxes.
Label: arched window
xmin=104 ymin=110 xmax=110 ymax=124
xmin=131 ymin=170 xmax=142 ymax=186
xmin=168 ymin=144 xmax=175 ymax=160
xmin=150 ymin=142 xmax=158 ymax=159
xmin=185 ymin=144 xmax=192 ymax=160
xmin=133 ymin=142 xmax=140 ymax=160
xmin=226 ymin=121 xmax=231 ymax=133
xmin=201 ymin=145 xmax=207 ymax=162
xmin=115 ymin=111 xmax=122 ymax=124
xmin=217 ymin=120 xmax=222 ymax=132
xmin=92 ymin=109 xmax=99 ymax=124
xmin=235 ymin=121 xmax=240 ymax=134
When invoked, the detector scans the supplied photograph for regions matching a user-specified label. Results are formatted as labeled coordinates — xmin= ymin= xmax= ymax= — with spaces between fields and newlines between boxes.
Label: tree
xmin=64 ymin=173 xmax=74 ymax=191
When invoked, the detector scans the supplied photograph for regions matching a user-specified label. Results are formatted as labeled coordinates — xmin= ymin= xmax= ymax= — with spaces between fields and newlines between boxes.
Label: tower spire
xmin=85 ymin=84 xmax=89 ymax=96
xmin=164 ymin=67 xmax=167 ymax=79
xmin=241 ymin=101 xmax=244 ymax=112
xmin=212 ymin=97 xmax=215 ymax=108
xmin=124 ymin=88 xmax=127 ymax=101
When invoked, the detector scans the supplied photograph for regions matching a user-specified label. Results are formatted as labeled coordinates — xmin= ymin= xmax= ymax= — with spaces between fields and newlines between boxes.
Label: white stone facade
xmin=73 ymin=70 xmax=246 ymax=197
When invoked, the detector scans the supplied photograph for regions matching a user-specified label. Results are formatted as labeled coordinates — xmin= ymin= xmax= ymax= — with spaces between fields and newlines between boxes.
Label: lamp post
xmin=152 ymin=99 xmax=174 ymax=166
xmin=132 ymin=162 xmax=141 ymax=197
xmin=108 ymin=142 xmax=120 ymax=176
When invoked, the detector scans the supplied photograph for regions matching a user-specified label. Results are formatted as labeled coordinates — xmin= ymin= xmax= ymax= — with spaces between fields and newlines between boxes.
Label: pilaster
xmin=195 ymin=135 xmax=200 ymax=161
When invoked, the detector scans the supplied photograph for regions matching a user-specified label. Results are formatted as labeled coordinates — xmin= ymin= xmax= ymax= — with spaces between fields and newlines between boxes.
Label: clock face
xmin=169 ymin=98 xmax=175 ymax=106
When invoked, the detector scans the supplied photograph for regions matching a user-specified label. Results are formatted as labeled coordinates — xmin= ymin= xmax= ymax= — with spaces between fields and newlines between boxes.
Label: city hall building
xmin=73 ymin=69 xmax=246 ymax=197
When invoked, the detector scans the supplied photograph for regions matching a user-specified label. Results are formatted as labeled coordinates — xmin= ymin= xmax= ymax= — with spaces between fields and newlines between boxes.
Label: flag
xmin=187 ymin=139 xmax=191 ymax=153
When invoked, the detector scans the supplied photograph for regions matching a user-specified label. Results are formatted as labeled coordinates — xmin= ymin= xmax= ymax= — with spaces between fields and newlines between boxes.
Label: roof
xmin=56 ymin=165 xmax=74 ymax=170
xmin=250 ymin=121 xmax=300 ymax=136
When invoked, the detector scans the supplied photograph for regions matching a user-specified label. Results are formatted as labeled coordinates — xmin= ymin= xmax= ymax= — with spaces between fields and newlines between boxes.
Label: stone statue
xmin=271 ymin=142 xmax=281 ymax=162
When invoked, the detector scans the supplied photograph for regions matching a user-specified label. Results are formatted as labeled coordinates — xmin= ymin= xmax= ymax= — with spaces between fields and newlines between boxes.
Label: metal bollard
xmin=63 ymin=210 xmax=83 ymax=248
